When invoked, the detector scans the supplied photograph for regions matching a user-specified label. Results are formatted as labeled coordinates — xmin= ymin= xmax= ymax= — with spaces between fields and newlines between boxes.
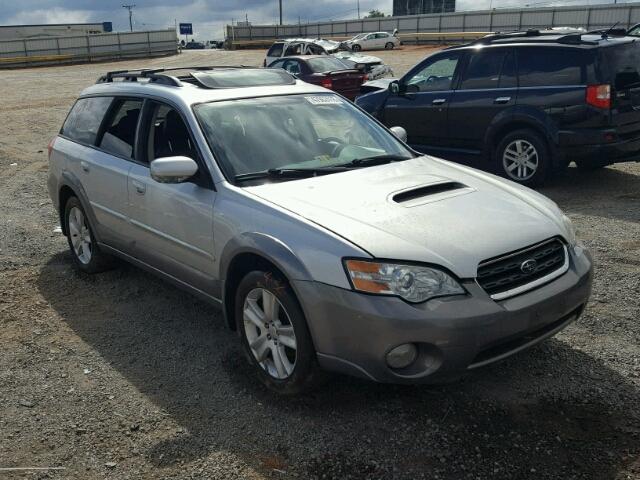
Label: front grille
xmin=477 ymin=238 xmax=567 ymax=298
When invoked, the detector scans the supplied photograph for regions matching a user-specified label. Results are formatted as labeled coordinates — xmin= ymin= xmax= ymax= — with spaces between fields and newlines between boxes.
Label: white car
xmin=264 ymin=38 xmax=340 ymax=66
xmin=344 ymin=31 xmax=400 ymax=51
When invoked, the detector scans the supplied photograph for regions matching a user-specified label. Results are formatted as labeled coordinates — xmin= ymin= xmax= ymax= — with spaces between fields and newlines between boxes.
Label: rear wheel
xmin=385 ymin=42 xmax=394 ymax=50
xmin=235 ymin=270 xmax=322 ymax=395
xmin=64 ymin=197 xmax=115 ymax=273
xmin=495 ymin=129 xmax=550 ymax=186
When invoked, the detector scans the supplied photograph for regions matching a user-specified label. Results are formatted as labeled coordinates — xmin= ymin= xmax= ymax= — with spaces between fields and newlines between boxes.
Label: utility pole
xmin=122 ymin=4 xmax=135 ymax=32
xmin=357 ymin=0 xmax=361 ymax=19
xmin=279 ymin=0 xmax=283 ymax=25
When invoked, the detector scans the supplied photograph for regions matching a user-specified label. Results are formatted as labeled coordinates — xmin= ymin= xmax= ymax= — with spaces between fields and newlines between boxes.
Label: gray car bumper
xmin=293 ymin=245 xmax=593 ymax=384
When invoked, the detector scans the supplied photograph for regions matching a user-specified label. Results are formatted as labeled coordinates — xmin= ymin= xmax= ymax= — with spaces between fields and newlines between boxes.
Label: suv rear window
xmin=267 ymin=42 xmax=284 ymax=57
xmin=61 ymin=97 xmax=112 ymax=145
xmin=517 ymin=47 xmax=593 ymax=87
xmin=605 ymin=42 xmax=640 ymax=90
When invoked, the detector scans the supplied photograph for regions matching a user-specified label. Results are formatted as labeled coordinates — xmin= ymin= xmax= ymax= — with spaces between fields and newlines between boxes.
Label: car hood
xmin=245 ymin=157 xmax=568 ymax=278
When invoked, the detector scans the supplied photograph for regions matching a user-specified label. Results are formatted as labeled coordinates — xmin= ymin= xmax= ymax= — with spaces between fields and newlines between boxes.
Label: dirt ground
xmin=0 ymin=46 xmax=639 ymax=480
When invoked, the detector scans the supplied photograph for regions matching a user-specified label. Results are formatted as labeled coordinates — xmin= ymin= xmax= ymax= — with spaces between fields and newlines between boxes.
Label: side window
xmin=460 ymin=49 xmax=506 ymax=90
xmin=283 ymin=60 xmax=301 ymax=75
xmin=518 ymin=48 xmax=584 ymax=87
xmin=270 ymin=60 xmax=285 ymax=69
xmin=284 ymin=43 xmax=301 ymax=56
xmin=366 ymin=34 xmax=376 ymax=40
xmin=376 ymin=33 xmax=388 ymax=39
xmin=61 ymin=97 xmax=113 ymax=145
xmin=98 ymin=99 xmax=143 ymax=158
xmin=267 ymin=43 xmax=284 ymax=57
xmin=500 ymin=51 xmax=517 ymax=88
xmin=405 ymin=55 xmax=460 ymax=92
xmin=147 ymin=103 xmax=197 ymax=163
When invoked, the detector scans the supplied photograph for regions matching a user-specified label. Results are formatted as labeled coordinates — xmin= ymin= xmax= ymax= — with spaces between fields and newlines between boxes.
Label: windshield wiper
xmin=234 ymin=167 xmax=347 ymax=182
xmin=343 ymin=154 xmax=413 ymax=168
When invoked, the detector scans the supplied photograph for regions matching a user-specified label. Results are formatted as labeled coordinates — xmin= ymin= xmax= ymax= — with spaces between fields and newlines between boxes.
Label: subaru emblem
xmin=520 ymin=259 xmax=537 ymax=274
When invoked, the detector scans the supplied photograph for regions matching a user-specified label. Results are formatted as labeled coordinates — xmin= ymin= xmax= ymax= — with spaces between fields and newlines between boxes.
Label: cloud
xmin=5 ymin=7 xmax=93 ymax=25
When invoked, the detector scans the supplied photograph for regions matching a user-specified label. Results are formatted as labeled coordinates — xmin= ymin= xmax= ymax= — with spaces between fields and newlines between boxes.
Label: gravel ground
xmin=0 ymin=47 xmax=639 ymax=480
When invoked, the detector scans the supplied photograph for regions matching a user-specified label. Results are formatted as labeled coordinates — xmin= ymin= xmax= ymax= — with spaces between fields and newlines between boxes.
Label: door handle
xmin=132 ymin=180 xmax=146 ymax=195
xmin=432 ymin=98 xmax=447 ymax=105
xmin=494 ymin=96 xmax=512 ymax=104
xmin=80 ymin=161 xmax=90 ymax=173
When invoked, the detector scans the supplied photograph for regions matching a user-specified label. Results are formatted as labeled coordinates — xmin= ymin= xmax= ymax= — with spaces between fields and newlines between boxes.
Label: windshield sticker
xmin=305 ymin=95 xmax=344 ymax=105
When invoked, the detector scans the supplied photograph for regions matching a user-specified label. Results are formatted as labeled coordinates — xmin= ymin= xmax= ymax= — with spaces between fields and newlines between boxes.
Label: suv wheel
xmin=235 ymin=270 xmax=322 ymax=394
xmin=495 ymin=129 xmax=549 ymax=186
xmin=385 ymin=42 xmax=395 ymax=50
xmin=64 ymin=197 xmax=115 ymax=273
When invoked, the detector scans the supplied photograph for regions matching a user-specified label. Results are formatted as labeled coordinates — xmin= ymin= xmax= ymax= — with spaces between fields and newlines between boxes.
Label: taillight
xmin=321 ymin=77 xmax=333 ymax=89
xmin=47 ymin=137 xmax=56 ymax=160
xmin=586 ymin=84 xmax=611 ymax=109
xmin=362 ymin=74 xmax=368 ymax=82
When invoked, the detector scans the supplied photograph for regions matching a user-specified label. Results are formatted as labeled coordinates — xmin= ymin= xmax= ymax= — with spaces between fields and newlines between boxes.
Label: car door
xmin=382 ymin=51 xmax=463 ymax=152
xmin=445 ymin=48 xmax=517 ymax=159
xmin=363 ymin=33 xmax=376 ymax=50
xmin=376 ymin=33 xmax=389 ymax=48
xmin=60 ymin=96 xmax=138 ymax=251
xmin=127 ymin=99 xmax=216 ymax=293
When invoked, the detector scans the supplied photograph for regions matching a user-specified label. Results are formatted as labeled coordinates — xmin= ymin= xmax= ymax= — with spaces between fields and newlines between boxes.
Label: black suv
xmin=356 ymin=30 xmax=640 ymax=185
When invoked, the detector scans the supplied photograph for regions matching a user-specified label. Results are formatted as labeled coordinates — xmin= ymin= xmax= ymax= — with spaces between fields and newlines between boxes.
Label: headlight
xmin=344 ymin=259 xmax=465 ymax=303
xmin=561 ymin=214 xmax=577 ymax=246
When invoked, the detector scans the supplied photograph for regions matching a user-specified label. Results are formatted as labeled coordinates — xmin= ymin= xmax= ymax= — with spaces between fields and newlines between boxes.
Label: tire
xmin=63 ymin=196 xmax=115 ymax=273
xmin=351 ymin=44 xmax=361 ymax=52
xmin=235 ymin=270 xmax=323 ymax=395
xmin=574 ymin=159 xmax=609 ymax=171
xmin=385 ymin=42 xmax=394 ymax=50
xmin=495 ymin=129 xmax=550 ymax=187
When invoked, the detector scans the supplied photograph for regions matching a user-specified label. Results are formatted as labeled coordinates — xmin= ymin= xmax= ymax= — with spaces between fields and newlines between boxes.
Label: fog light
xmin=386 ymin=343 xmax=418 ymax=369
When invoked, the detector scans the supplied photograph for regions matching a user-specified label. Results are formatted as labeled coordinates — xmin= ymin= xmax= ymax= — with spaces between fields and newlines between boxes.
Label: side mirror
xmin=150 ymin=156 xmax=198 ymax=184
xmin=390 ymin=126 xmax=408 ymax=143
xmin=389 ymin=80 xmax=400 ymax=94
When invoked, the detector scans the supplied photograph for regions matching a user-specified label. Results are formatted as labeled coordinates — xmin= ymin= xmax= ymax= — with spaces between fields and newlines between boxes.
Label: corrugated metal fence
xmin=227 ymin=2 xmax=640 ymax=44
xmin=0 ymin=29 xmax=178 ymax=68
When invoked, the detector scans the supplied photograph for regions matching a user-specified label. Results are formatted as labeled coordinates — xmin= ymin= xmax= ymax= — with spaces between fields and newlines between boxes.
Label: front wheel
xmin=235 ymin=270 xmax=322 ymax=395
xmin=351 ymin=44 xmax=361 ymax=52
xmin=495 ymin=129 xmax=550 ymax=186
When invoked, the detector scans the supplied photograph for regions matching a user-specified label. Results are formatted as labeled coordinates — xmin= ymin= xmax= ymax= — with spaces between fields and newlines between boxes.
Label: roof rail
xmin=472 ymin=29 xmax=541 ymax=45
xmin=96 ymin=65 xmax=251 ymax=87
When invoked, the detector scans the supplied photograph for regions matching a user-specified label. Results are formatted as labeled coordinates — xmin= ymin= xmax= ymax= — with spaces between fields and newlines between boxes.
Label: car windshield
xmin=307 ymin=57 xmax=352 ymax=72
xmin=194 ymin=93 xmax=413 ymax=181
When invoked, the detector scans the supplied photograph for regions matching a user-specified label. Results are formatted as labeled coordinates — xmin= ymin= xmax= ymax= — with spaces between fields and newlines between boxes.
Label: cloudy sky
xmin=0 ymin=0 xmax=626 ymax=40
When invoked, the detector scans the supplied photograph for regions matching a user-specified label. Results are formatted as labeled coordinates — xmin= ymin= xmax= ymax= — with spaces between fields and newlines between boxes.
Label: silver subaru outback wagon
xmin=48 ymin=67 xmax=593 ymax=394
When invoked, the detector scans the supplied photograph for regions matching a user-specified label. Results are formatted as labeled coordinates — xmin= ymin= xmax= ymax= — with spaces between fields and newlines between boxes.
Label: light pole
xmin=357 ymin=0 xmax=361 ymax=19
xmin=122 ymin=4 xmax=135 ymax=32
xmin=279 ymin=0 xmax=283 ymax=25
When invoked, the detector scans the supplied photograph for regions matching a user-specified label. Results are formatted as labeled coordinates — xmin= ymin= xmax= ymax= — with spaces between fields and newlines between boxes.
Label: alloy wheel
xmin=243 ymin=288 xmax=297 ymax=379
xmin=502 ymin=139 xmax=539 ymax=181
xmin=68 ymin=206 xmax=92 ymax=264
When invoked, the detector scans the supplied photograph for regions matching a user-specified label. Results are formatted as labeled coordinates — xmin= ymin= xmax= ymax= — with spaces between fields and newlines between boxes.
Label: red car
xmin=267 ymin=55 xmax=367 ymax=100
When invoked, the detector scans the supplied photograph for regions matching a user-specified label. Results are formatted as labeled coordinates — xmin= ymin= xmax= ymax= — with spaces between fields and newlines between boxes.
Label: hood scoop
xmin=391 ymin=181 xmax=474 ymax=207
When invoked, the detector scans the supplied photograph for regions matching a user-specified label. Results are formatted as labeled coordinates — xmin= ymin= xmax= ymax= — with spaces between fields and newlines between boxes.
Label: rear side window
xmin=267 ymin=42 xmax=284 ymax=57
xmin=517 ymin=48 xmax=590 ymax=87
xmin=61 ymin=97 xmax=112 ymax=145
xmin=98 ymin=99 xmax=143 ymax=158
xmin=605 ymin=43 xmax=640 ymax=90
xmin=460 ymin=49 xmax=515 ymax=90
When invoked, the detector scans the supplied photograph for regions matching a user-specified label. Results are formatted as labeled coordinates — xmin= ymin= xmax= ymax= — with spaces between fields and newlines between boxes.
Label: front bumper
xmin=294 ymin=245 xmax=593 ymax=384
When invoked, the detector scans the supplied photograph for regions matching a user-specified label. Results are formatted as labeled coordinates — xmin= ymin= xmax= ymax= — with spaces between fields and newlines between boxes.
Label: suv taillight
xmin=47 ymin=137 xmax=56 ymax=160
xmin=586 ymin=84 xmax=611 ymax=109
xmin=321 ymin=77 xmax=333 ymax=89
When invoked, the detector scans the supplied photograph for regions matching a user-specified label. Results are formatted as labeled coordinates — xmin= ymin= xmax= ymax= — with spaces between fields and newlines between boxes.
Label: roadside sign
xmin=179 ymin=23 xmax=193 ymax=35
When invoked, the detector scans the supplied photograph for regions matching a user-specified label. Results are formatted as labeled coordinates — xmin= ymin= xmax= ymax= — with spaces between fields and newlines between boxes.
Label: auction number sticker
xmin=305 ymin=95 xmax=344 ymax=105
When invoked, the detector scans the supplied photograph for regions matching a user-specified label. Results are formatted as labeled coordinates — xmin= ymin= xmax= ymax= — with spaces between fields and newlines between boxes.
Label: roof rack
xmin=96 ymin=65 xmax=251 ymax=87
xmin=471 ymin=28 xmax=597 ymax=46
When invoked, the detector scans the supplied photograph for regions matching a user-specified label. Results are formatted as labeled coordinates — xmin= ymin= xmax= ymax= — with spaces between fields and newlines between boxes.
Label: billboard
xmin=179 ymin=23 xmax=193 ymax=35
xmin=393 ymin=0 xmax=455 ymax=16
